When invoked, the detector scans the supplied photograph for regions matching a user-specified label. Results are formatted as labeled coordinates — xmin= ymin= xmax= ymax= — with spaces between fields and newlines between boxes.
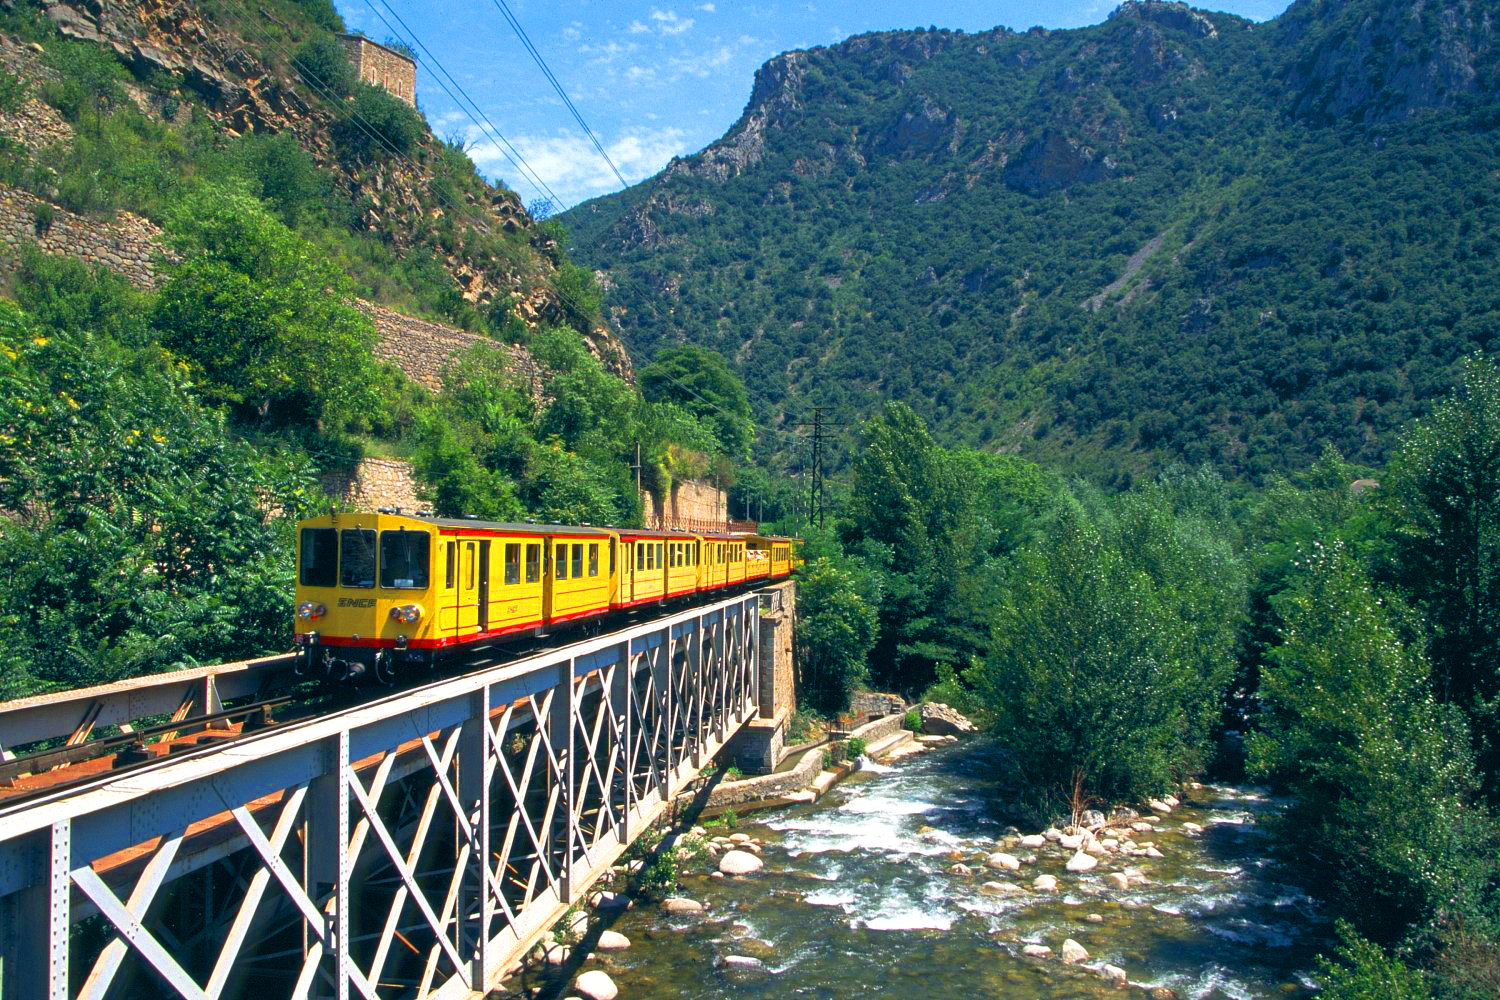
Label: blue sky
xmin=335 ymin=1 xmax=1292 ymax=208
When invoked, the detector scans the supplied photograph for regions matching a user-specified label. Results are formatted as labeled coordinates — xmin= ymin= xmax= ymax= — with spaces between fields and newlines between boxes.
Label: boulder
xmin=949 ymin=863 xmax=974 ymax=876
xmin=1033 ymin=874 xmax=1059 ymax=892
xmin=980 ymin=880 xmax=1026 ymax=895
xmin=720 ymin=955 xmax=768 ymax=972
xmin=918 ymin=703 xmax=976 ymax=736
xmin=985 ymin=852 xmax=1021 ymax=871
xmin=1066 ymin=851 xmax=1098 ymax=873
xmin=663 ymin=897 xmax=704 ymax=914
xmin=1043 ymin=828 xmax=1064 ymax=842
xmin=1080 ymin=809 xmax=1108 ymax=830
xmin=575 ymin=970 xmax=619 ymax=1000
xmin=729 ymin=833 xmax=751 ymax=844
xmin=1148 ymin=799 xmax=1172 ymax=814
xmin=1181 ymin=822 xmax=1203 ymax=834
xmin=1102 ymin=964 xmax=1128 ymax=986
xmin=545 ymin=944 xmax=571 ymax=966
xmin=1106 ymin=872 xmax=1131 ymax=891
xmin=1061 ymin=939 xmax=1089 ymax=964
xmin=1163 ymin=794 xmax=1180 ymax=807
xmin=597 ymin=930 xmax=631 ymax=950
xmin=1021 ymin=944 xmax=1052 ymax=957
xmin=1019 ymin=834 xmax=1047 ymax=848
xmin=1059 ymin=833 xmax=1086 ymax=850
xmin=719 ymin=850 xmax=764 ymax=875
xmin=1131 ymin=821 xmax=1155 ymax=833
xmin=1085 ymin=913 xmax=1104 ymax=923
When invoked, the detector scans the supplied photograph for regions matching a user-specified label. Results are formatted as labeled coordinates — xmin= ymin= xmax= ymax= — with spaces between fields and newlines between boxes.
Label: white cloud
xmin=697 ymin=2 xmax=716 ymax=10
xmin=649 ymin=8 xmax=694 ymax=35
xmin=625 ymin=65 xmax=657 ymax=83
xmin=466 ymin=125 xmax=692 ymax=206
xmin=627 ymin=19 xmax=651 ymax=33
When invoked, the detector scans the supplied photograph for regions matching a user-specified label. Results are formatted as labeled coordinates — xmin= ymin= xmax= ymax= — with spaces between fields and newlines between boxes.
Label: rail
xmin=0 ymin=590 xmax=764 ymax=999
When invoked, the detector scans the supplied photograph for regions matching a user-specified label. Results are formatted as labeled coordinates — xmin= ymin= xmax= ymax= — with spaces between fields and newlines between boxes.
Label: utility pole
xmin=809 ymin=406 xmax=826 ymax=529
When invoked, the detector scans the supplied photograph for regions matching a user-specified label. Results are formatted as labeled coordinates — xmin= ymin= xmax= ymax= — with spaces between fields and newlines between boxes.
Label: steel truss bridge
xmin=0 ymin=590 xmax=771 ymax=999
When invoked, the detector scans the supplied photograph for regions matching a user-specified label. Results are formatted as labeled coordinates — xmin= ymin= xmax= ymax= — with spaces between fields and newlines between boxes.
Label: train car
xmin=664 ymin=534 xmax=699 ymax=599
xmin=293 ymin=512 xmax=617 ymax=682
xmin=614 ymin=529 xmax=665 ymax=609
xmin=725 ymin=536 xmax=748 ymax=586
xmin=697 ymin=533 xmax=736 ymax=593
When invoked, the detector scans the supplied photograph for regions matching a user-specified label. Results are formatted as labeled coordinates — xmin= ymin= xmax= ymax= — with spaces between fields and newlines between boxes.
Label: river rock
xmin=1059 ymin=832 xmax=1086 ymax=850
xmin=1080 ymin=809 xmax=1108 ymax=829
xmin=594 ymin=891 xmax=628 ymax=910
xmin=1149 ymin=989 xmax=1180 ymax=1000
xmin=1066 ymin=851 xmax=1098 ymax=872
xmin=1061 ymin=938 xmax=1089 ymax=964
xmin=919 ymin=702 xmax=976 ymax=735
xmin=545 ymin=944 xmax=571 ymax=966
xmin=1101 ymin=963 xmax=1128 ymax=986
xmin=1019 ymin=834 xmax=1047 ymax=848
xmin=985 ymin=852 xmax=1021 ymax=871
xmin=1021 ymin=944 xmax=1052 ymax=957
xmin=1044 ymin=827 xmax=1064 ymax=842
xmin=597 ymin=930 xmax=631 ymax=950
xmin=949 ymin=863 xmax=974 ymax=876
xmin=1144 ymin=846 xmax=1165 ymax=859
xmin=1163 ymin=794 xmax=1180 ymax=807
xmin=1085 ymin=913 xmax=1104 ymax=923
xmin=730 ymin=833 xmax=751 ymax=843
xmin=720 ymin=955 xmax=768 ymax=973
xmin=980 ymin=880 xmax=1026 ymax=895
xmin=1182 ymin=822 xmax=1203 ymax=833
xmin=720 ymin=850 xmax=764 ymax=875
xmin=663 ymin=896 xmax=704 ymax=914
xmin=1131 ymin=821 xmax=1155 ymax=833
xmin=918 ymin=824 xmax=941 ymax=836
xmin=575 ymin=970 xmax=619 ymax=1000
xmin=1106 ymin=872 xmax=1131 ymax=890
xmin=1148 ymin=799 xmax=1172 ymax=814
xmin=1033 ymin=874 xmax=1059 ymax=892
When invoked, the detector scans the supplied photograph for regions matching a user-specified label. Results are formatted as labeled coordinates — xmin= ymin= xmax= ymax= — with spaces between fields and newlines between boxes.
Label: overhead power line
xmin=362 ymin=0 xmax=565 ymax=212
xmin=486 ymin=0 xmax=629 ymax=190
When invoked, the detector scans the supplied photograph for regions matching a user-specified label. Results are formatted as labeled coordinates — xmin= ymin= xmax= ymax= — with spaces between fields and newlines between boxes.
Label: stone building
xmin=338 ymin=34 xmax=416 ymax=106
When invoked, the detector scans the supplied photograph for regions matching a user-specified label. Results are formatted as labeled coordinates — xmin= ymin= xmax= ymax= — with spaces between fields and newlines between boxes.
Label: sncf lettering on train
xmin=338 ymin=597 xmax=377 ymax=608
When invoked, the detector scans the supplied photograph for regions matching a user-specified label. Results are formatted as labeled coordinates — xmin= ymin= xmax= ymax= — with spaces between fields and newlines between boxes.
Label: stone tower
xmin=338 ymin=34 xmax=416 ymax=106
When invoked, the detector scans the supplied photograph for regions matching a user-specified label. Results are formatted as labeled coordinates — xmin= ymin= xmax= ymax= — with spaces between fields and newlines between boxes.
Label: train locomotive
xmin=292 ymin=511 xmax=798 ymax=683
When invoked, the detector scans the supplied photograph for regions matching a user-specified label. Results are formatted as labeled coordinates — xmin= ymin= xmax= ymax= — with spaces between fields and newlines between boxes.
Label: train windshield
xmin=299 ymin=528 xmax=338 ymax=587
xmin=340 ymin=529 xmax=377 ymax=588
xmin=379 ymin=531 xmax=429 ymax=589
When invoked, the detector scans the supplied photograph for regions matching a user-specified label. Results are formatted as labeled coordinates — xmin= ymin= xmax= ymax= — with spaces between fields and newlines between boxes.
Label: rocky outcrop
xmin=1283 ymin=0 xmax=1497 ymax=124
xmin=1110 ymin=1 xmax=1221 ymax=40
xmin=668 ymin=51 xmax=806 ymax=183
xmin=1002 ymin=131 xmax=1115 ymax=195
xmin=874 ymin=96 xmax=955 ymax=158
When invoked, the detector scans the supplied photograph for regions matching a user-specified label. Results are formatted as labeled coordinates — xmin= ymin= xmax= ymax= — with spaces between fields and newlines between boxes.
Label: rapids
xmin=581 ymin=740 xmax=1326 ymax=998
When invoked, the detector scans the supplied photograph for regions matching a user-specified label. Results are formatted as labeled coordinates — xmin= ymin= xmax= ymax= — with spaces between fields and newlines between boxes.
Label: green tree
xmin=639 ymin=345 xmax=754 ymax=458
xmin=1248 ymin=542 xmax=1493 ymax=942
xmin=334 ymin=82 xmax=425 ymax=158
xmin=293 ymin=34 xmax=355 ymax=98
xmin=153 ymin=184 xmax=382 ymax=428
xmin=1317 ymin=922 xmax=1433 ymax=1000
xmin=0 ymin=306 xmax=318 ymax=697
xmin=1384 ymin=356 xmax=1500 ymax=792
xmin=798 ymin=558 xmax=880 ymax=714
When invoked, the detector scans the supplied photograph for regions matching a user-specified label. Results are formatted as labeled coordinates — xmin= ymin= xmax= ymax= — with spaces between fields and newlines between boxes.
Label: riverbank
xmin=517 ymin=737 xmax=1327 ymax=1000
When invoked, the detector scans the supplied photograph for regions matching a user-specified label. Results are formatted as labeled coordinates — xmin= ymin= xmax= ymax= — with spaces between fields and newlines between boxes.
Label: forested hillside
xmin=564 ymin=0 xmax=1500 ymax=483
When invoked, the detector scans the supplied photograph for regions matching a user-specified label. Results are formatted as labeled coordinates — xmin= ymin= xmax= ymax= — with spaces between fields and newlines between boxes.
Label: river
xmin=581 ymin=739 xmax=1328 ymax=999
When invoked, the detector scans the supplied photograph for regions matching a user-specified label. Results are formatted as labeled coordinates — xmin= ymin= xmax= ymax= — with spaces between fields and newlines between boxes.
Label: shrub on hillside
xmin=1316 ymin=922 xmax=1433 ymax=1000
xmin=334 ymin=82 xmax=424 ymax=158
xmin=294 ymin=35 xmax=355 ymax=98
xmin=798 ymin=558 xmax=879 ymax=714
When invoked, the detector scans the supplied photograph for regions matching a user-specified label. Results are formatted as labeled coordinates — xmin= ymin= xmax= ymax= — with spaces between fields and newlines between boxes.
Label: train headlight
xmin=390 ymin=604 xmax=423 ymax=624
xmin=297 ymin=602 xmax=327 ymax=620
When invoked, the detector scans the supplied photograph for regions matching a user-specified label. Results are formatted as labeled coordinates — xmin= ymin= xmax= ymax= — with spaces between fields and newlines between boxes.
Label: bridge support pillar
xmin=729 ymin=582 xmax=796 ymax=775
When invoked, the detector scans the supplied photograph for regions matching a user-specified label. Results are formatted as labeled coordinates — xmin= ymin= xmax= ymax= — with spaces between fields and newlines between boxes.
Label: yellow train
xmin=292 ymin=512 xmax=799 ymax=682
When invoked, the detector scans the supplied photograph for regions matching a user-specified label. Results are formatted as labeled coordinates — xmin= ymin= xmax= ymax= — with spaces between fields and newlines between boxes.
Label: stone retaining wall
xmin=642 ymin=478 xmax=727 ymax=532
xmin=0 ymin=184 xmax=168 ymax=287
xmin=366 ymin=303 xmax=543 ymax=396
xmin=704 ymin=739 xmax=825 ymax=809
xmin=848 ymin=711 xmax=906 ymax=748
xmin=320 ymin=458 xmax=424 ymax=513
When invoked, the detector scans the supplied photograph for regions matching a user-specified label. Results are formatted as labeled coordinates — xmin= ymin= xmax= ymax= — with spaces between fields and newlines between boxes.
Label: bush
xmin=1317 ymin=922 xmax=1433 ymax=1000
xmin=335 ymin=82 xmax=424 ymax=159
xmin=30 ymin=201 xmax=53 ymax=235
xmin=846 ymin=736 xmax=868 ymax=758
xmin=291 ymin=0 xmax=344 ymax=32
xmin=293 ymin=35 xmax=355 ymax=98
xmin=903 ymin=708 xmax=922 ymax=733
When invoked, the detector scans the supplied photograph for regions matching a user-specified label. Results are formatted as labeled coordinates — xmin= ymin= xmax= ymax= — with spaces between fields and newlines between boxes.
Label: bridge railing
xmin=0 ymin=591 xmax=762 ymax=1000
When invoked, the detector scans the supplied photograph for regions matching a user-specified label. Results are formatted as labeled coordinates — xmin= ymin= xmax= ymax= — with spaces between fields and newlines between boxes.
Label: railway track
xmin=0 ymin=590 xmax=748 ymax=812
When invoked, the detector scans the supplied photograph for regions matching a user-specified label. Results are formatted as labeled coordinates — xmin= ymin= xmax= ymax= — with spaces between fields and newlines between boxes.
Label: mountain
xmin=562 ymin=0 xmax=1500 ymax=483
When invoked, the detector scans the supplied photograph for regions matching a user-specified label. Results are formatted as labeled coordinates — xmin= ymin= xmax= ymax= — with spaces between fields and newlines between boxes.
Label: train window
xmin=339 ymin=529 xmax=377 ymax=588
xmin=636 ymin=543 xmax=645 ymax=570
xmin=588 ymin=544 xmax=599 ymax=578
xmin=504 ymin=543 xmax=521 ymax=585
xmin=555 ymin=544 xmax=568 ymax=581
xmin=466 ymin=542 xmax=475 ymax=589
xmin=445 ymin=542 xmax=455 ymax=589
xmin=299 ymin=528 xmax=338 ymax=588
xmin=526 ymin=544 xmax=541 ymax=583
xmin=571 ymin=545 xmax=584 ymax=579
xmin=379 ymin=530 xmax=429 ymax=589
xmin=609 ymin=540 xmax=616 ymax=574
xmin=657 ymin=542 xmax=663 ymax=567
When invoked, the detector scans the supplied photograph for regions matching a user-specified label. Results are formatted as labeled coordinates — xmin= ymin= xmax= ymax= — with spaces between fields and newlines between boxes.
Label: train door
xmin=456 ymin=540 xmax=480 ymax=637
xmin=542 ymin=538 xmax=553 ymax=623
xmin=477 ymin=540 xmax=491 ymax=632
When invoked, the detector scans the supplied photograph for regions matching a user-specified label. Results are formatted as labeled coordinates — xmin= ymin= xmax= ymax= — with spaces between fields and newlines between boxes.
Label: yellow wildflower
xmin=31 ymin=337 xmax=46 ymax=347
